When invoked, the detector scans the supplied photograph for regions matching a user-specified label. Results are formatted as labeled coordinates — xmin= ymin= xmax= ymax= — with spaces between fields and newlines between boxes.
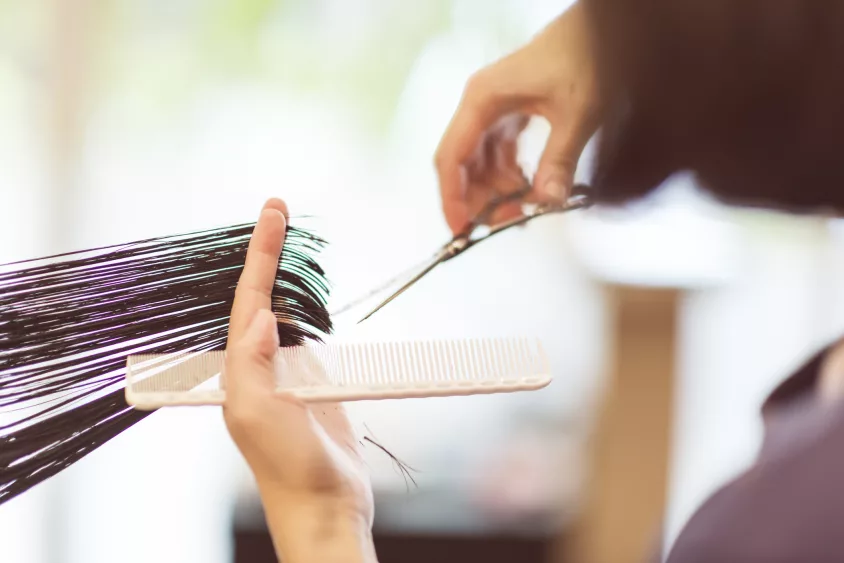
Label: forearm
xmin=259 ymin=488 xmax=378 ymax=563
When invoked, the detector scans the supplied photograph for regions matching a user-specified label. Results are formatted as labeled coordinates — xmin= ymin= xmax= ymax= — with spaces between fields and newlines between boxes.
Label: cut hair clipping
xmin=0 ymin=220 xmax=331 ymax=505
xmin=124 ymin=337 xmax=552 ymax=409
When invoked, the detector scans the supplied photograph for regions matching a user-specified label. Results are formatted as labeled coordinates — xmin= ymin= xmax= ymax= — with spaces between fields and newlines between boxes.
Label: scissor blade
xmin=357 ymin=256 xmax=444 ymax=324
xmin=330 ymin=255 xmax=438 ymax=317
xmin=356 ymin=195 xmax=593 ymax=322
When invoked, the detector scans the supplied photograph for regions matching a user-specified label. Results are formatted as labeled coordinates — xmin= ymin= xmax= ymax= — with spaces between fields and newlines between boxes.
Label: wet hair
xmin=0 ymin=222 xmax=331 ymax=505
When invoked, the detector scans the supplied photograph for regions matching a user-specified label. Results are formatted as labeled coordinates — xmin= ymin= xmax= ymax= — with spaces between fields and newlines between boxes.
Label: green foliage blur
xmin=99 ymin=0 xmax=454 ymax=136
xmin=0 ymin=0 xmax=534 ymax=139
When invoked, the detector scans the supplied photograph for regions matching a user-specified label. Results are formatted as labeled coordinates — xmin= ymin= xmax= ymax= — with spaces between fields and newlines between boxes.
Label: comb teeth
xmin=125 ymin=337 xmax=551 ymax=409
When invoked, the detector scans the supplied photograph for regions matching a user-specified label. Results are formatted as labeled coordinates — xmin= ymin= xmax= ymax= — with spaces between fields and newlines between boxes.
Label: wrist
xmin=258 ymin=487 xmax=377 ymax=563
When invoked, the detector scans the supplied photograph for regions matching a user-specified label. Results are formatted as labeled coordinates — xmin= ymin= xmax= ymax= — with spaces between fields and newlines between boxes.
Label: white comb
xmin=125 ymin=337 xmax=551 ymax=409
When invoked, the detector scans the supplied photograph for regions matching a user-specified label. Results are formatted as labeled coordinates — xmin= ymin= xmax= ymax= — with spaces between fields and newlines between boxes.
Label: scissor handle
xmin=457 ymin=183 xmax=590 ymax=236
xmin=354 ymin=183 xmax=592 ymax=323
xmin=443 ymin=183 xmax=592 ymax=260
xmin=454 ymin=185 xmax=532 ymax=238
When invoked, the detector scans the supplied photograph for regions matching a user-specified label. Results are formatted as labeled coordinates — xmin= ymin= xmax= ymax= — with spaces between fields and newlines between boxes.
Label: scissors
xmin=335 ymin=183 xmax=593 ymax=323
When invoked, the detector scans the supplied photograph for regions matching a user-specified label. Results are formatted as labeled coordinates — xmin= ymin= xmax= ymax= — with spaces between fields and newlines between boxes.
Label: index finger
xmin=435 ymin=77 xmax=503 ymax=234
xmin=227 ymin=199 xmax=288 ymax=346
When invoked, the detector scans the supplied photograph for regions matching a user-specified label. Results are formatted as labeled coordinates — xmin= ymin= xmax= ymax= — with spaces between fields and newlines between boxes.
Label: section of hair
xmin=0 ymin=222 xmax=332 ymax=504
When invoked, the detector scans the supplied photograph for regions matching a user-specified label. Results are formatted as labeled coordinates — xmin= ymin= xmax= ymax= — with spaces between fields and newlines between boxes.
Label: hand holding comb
xmin=123 ymin=185 xmax=585 ymax=408
xmin=0 ymin=200 xmax=330 ymax=505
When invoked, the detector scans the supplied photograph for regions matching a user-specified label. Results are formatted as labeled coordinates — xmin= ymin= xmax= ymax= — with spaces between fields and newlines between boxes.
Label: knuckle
xmin=557 ymin=81 xmax=600 ymax=121
xmin=463 ymin=70 xmax=485 ymax=96
xmin=433 ymin=147 xmax=447 ymax=171
xmin=234 ymin=282 xmax=271 ymax=302
xmin=553 ymin=154 xmax=578 ymax=172
xmin=463 ymin=70 xmax=493 ymax=106
xmin=233 ymin=283 xmax=248 ymax=300
xmin=230 ymin=341 xmax=268 ymax=368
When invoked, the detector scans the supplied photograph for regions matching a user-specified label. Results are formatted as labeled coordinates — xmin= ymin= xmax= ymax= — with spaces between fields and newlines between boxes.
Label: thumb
xmin=532 ymin=123 xmax=587 ymax=203
xmin=224 ymin=309 xmax=279 ymax=395
xmin=240 ymin=308 xmax=280 ymax=365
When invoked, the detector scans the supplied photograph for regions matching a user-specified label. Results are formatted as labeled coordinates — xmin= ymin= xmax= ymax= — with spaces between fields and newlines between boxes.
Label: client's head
xmin=590 ymin=0 xmax=844 ymax=215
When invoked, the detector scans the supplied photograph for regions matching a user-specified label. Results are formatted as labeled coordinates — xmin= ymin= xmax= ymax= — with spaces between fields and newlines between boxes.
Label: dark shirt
xmin=665 ymin=344 xmax=844 ymax=562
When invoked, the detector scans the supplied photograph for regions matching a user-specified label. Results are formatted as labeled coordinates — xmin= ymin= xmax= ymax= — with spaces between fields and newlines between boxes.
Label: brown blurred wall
xmin=559 ymin=285 xmax=679 ymax=563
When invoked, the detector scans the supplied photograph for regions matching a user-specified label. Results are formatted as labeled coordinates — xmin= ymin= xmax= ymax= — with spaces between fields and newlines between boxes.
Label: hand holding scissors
xmin=333 ymin=183 xmax=592 ymax=323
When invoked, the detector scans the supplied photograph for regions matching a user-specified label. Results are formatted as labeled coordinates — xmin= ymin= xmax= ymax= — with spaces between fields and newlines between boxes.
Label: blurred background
xmin=3 ymin=1 xmax=844 ymax=562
